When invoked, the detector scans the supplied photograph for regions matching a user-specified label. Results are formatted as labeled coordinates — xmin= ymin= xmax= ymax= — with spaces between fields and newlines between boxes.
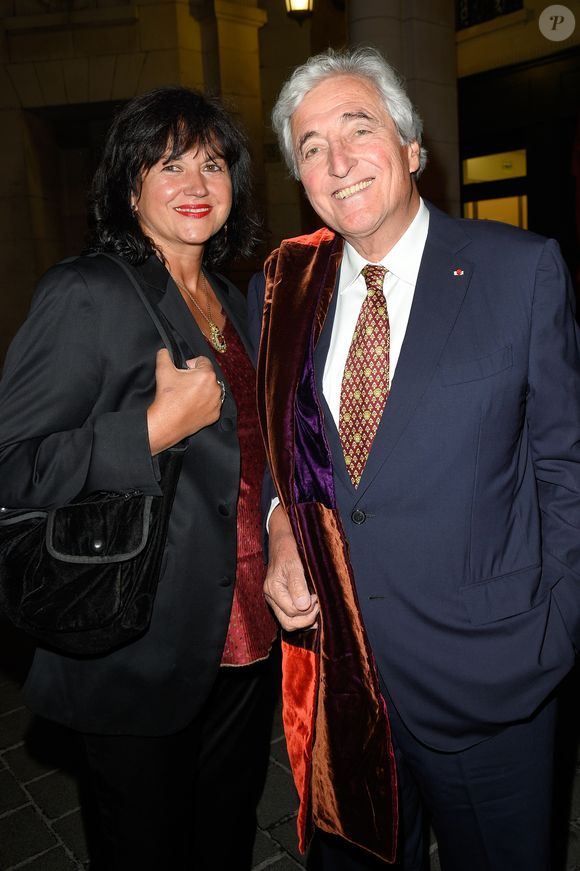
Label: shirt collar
xmin=339 ymin=198 xmax=430 ymax=293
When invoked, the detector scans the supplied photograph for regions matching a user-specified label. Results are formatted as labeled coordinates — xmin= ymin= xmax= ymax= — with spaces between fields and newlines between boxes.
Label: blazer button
xmin=219 ymin=576 xmax=232 ymax=587
xmin=220 ymin=417 xmax=234 ymax=432
xmin=351 ymin=509 xmax=366 ymax=525
xmin=218 ymin=503 xmax=230 ymax=517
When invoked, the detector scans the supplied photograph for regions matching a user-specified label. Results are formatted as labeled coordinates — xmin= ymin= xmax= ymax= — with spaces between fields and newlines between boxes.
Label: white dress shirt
xmin=322 ymin=198 xmax=430 ymax=427
xmin=268 ymin=199 xmax=429 ymax=522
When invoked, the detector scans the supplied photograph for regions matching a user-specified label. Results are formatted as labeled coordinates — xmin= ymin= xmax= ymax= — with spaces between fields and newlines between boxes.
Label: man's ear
xmin=408 ymin=141 xmax=420 ymax=174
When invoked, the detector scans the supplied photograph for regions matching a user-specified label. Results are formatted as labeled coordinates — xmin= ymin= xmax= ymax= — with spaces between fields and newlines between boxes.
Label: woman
xmin=0 ymin=87 xmax=277 ymax=870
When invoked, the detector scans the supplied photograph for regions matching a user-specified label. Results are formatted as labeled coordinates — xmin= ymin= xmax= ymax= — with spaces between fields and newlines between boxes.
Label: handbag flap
xmin=45 ymin=492 xmax=154 ymax=564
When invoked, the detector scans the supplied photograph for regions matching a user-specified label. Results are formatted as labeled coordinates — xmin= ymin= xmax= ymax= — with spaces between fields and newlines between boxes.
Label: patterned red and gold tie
xmin=339 ymin=264 xmax=390 ymax=487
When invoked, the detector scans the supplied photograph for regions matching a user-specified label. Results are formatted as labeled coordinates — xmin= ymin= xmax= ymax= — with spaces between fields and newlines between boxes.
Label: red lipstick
xmin=174 ymin=204 xmax=212 ymax=218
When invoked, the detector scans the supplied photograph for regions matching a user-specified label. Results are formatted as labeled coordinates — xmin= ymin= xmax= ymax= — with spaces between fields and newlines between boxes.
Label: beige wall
xmin=457 ymin=0 xmax=580 ymax=77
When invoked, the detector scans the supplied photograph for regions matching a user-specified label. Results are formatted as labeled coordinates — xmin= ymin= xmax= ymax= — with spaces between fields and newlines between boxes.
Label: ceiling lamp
xmin=285 ymin=0 xmax=314 ymax=24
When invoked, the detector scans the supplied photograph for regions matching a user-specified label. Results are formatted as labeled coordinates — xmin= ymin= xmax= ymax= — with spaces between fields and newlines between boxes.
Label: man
xmin=250 ymin=47 xmax=580 ymax=870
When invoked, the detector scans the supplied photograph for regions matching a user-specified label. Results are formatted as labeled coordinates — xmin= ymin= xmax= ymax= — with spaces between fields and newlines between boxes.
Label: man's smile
xmin=332 ymin=178 xmax=374 ymax=200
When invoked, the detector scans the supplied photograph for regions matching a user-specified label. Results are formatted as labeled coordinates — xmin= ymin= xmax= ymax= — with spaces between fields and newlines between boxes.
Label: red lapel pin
xmin=453 ymin=268 xmax=464 ymax=276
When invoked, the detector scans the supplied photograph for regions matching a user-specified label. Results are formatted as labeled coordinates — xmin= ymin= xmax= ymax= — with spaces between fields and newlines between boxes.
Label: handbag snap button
xmin=92 ymin=539 xmax=104 ymax=551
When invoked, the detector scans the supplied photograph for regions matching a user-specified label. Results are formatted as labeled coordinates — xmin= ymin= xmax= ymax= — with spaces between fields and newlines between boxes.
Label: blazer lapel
xmin=357 ymin=214 xmax=473 ymax=496
xmin=157 ymin=268 xmax=252 ymax=366
xmin=132 ymin=256 xmax=204 ymax=360
xmin=157 ymin=278 xmax=209 ymax=359
xmin=138 ymin=258 xmax=249 ymax=425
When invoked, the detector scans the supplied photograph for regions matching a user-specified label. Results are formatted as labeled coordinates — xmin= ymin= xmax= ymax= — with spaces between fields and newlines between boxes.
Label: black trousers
xmin=307 ymin=691 xmax=557 ymax=871
xmin=81 ymin=657 xmax=277 ymax=871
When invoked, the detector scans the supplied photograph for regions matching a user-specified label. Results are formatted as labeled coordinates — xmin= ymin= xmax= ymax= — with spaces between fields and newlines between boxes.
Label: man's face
xmin=291 ymin=74 xmax=420 ymax=260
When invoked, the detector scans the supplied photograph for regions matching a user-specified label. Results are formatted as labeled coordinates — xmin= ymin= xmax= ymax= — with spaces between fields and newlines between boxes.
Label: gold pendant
xmin=209 ymin=322 xmax=227 ymax=353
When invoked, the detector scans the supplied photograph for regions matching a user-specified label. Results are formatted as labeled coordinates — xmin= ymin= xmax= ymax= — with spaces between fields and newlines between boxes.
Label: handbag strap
xmin=98 ymin=253 xmax=189 ymax=458
xmin=101 ymin=253 xmax=186 ymax=370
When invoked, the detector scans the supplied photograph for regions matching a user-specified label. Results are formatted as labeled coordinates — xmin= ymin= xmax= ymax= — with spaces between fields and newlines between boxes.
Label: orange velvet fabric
xmin=257 ymin=230 xmax=398 ymax=863
xmin=281 ymin=639 xmax=318 ymax=851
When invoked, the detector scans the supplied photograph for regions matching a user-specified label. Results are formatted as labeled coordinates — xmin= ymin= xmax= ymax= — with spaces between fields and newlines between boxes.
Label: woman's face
xmin=133 ymin=143 xmax=233 ymax=258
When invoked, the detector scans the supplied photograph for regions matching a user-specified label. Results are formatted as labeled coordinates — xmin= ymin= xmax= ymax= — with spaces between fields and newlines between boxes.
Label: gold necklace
xmin=174 ymin=272 xmax=227 ymax=354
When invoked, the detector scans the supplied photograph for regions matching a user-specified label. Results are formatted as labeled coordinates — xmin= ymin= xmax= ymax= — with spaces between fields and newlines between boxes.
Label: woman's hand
xmin=147 ymin=348 xmax=222 ymax=454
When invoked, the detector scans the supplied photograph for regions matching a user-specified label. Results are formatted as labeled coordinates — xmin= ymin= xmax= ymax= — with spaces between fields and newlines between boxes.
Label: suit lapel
xmin=357 ymin=213 xmax=473 ymax=496
xmin=314 ymin=211 xmax=474 ymax=496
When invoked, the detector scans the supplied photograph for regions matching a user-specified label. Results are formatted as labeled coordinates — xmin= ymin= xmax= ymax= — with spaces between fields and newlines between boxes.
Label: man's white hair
xmin=272 ymin=46 xmax=427 ymax=180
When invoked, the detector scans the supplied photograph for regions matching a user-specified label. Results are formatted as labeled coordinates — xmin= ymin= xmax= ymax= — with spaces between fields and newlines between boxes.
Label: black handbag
xmin=0 ymin=254 xmax=186 ymax=656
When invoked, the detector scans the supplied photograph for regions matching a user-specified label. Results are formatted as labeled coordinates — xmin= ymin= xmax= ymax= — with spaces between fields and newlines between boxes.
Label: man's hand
xmin=265 ymin=505 xmax=319 ymax=631
xmin=147 ymin=349 xmax=222 ymax=455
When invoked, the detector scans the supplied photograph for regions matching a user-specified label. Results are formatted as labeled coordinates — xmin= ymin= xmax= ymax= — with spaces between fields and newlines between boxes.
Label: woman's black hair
xmin=87 ymin=86 xmax=260 ymax=267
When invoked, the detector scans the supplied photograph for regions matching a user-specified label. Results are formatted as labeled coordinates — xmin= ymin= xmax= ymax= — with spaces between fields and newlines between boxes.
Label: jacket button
xmin=220 ymin=417 xmax=234 ymax=432
xmin=219 ymin=576 xmax=232 ymax=587
xmin=218 ymin=503 xmax=230 ymax=517
xmin=351 ymin=509 xmax=366 ymax=525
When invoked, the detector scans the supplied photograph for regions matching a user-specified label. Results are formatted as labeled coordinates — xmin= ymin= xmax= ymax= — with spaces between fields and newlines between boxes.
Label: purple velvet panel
xmin=294 ymin=334 xmax=336 ymax=507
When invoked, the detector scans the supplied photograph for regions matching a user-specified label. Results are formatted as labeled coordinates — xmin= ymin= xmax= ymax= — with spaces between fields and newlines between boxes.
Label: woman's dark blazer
xmin=0 ymin=253 xmax=252 ymax=736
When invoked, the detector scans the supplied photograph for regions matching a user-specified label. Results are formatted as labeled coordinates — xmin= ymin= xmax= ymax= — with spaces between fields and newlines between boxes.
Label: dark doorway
xmin=458 ymin=47 xmax=580 ymax=296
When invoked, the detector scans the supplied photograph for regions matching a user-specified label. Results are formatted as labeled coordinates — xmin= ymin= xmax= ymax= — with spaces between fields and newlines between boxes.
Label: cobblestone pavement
xmin=1 ymin=622 xmax=579 ymax=870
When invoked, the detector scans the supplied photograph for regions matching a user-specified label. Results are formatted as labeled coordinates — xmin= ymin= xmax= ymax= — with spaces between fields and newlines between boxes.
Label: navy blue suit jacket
xmin=249 ymin=203 xmax=580 ymax=751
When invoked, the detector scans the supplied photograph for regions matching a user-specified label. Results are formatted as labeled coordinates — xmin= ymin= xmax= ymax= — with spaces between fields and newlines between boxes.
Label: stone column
xmin=191 ymin=0 xmax=267 ymax=276
xmin=0 ymin=31 xmax=58 ymax=354
xmin=348 ymin=0 xmax=460 ymax=215
xmin=213 ymin=1 xmax=267 ymax=199
xmin=191 ymin=0 xmax=266 ymax=160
